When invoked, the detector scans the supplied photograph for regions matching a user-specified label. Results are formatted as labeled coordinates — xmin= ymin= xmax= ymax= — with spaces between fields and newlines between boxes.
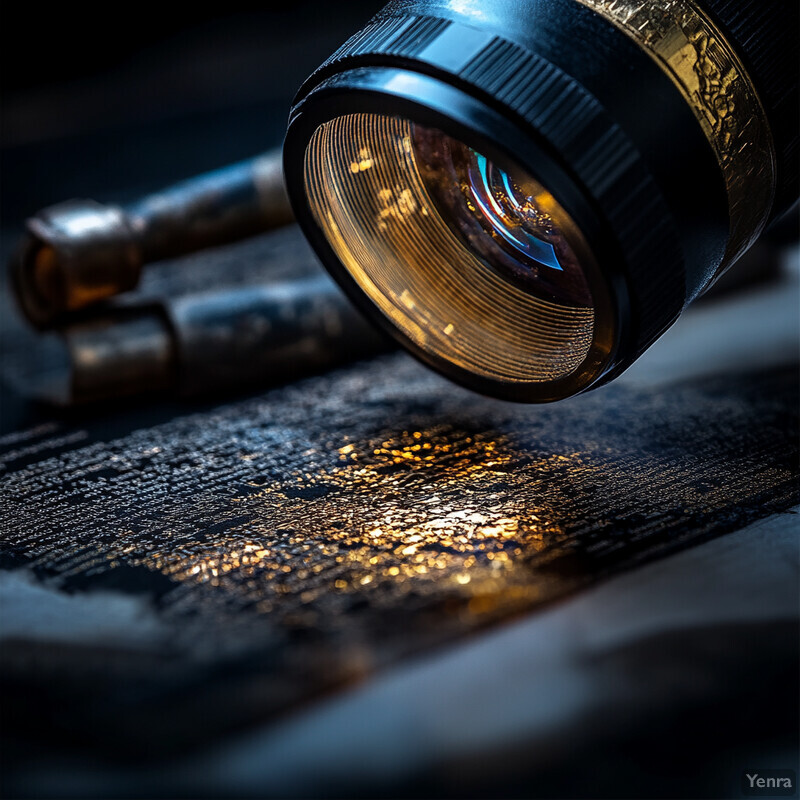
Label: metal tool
xmin=31 ymin=275 xmax=390 ymax=405
xmin=11 ymin=150 xmax=293 ymax=329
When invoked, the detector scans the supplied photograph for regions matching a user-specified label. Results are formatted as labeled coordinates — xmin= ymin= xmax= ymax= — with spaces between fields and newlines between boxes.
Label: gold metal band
xmin=575 ymin=0 xmax=776 ymax=278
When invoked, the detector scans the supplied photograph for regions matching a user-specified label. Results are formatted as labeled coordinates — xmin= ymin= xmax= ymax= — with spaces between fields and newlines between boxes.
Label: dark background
xmin=1 ymin=2 xmax=381 ymax=224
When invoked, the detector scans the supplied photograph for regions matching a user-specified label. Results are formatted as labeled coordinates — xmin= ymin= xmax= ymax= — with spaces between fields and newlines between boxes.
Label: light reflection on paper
xmin=144 ymin=426 xmax=575 ymax=622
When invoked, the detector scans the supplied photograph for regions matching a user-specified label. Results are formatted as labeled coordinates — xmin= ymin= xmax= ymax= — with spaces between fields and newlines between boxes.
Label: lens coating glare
xmin=412 ymin=128 xmax=593 ymax=308
xmin=471 ymin=151 xmax=564 ymax=270
xmin=303 ymin=113 xmax=604 ymax=387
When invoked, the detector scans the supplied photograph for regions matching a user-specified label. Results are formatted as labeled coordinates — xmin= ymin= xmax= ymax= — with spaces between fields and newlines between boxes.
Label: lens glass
xmin=303 ymin=113 xmax=603 ymax=388
xmin=412 ymin=127 xmax=592 ymax=308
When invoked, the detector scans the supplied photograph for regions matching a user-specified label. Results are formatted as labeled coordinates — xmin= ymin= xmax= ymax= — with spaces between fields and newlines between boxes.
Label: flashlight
xmin=284 ymin=0 xmax=798 ymax=402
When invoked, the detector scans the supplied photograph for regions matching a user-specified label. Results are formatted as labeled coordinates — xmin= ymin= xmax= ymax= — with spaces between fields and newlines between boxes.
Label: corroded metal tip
xmin=11 ymin=200 xmax=142 ymax=329
xmin=10 ymin=149 xmax=294 ymax=329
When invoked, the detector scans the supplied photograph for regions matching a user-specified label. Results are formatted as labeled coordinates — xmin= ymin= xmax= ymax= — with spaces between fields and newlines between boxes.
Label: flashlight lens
xmin=304 ymin=113 xmax=604 ymax=387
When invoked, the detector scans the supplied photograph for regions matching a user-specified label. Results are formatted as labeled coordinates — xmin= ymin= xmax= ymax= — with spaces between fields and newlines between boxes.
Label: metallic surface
xmin=68 ymin=310 xmax=175 ymax=402
xmin=575 ymin=0 xmax=776 ymax=275
xmin=54 ymin=276 xmax=390 ymax=404
xmin=13 ymin=200 xmax=142 ymax=326
xmin=10 ymin=150 xmax=294 ymax=328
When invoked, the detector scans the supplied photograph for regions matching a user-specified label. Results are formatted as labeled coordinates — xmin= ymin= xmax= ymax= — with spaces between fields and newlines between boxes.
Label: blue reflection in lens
xmin=471 ymin=152 xmax=563 ymax=272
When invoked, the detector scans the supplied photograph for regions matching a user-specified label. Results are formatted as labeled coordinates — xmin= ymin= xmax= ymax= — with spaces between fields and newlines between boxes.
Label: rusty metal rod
xmin=10 ymin=149 xmax=293 ymax=329
xmin=27 ymin=274 xmax=391 ymax=405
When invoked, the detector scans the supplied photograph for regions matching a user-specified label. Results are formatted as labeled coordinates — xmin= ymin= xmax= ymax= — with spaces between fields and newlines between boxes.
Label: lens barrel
xmin=284 ymin=0 xmax=798 ymax=402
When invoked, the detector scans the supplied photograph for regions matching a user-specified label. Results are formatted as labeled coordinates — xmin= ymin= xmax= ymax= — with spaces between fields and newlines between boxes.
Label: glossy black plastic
xmin=285 ymin=0 xmax=797 ymax=401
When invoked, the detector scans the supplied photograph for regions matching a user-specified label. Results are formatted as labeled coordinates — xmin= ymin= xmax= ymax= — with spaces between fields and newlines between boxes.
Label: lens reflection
xmin=471 ymin=151 xmax=563 ymax=269
xmin=303 ymin=113 xmax=602 ymax=387
xmin=412 ymin=127 xmax=593 ymax=308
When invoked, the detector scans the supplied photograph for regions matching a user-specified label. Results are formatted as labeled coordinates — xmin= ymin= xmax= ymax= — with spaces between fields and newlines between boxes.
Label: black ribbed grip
xmin=299 ymin=12 xmax=686 ymax=358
